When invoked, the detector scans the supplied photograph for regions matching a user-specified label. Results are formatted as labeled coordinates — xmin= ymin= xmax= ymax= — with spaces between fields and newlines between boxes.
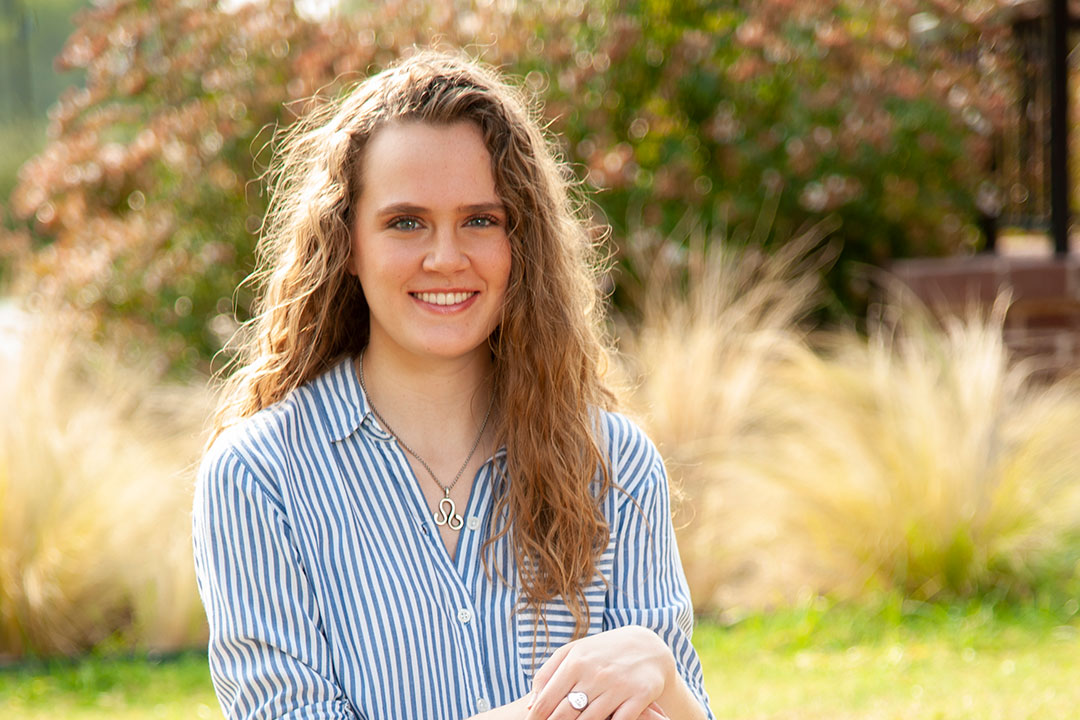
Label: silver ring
xmin=567 ymin=690 xmax=589 ymax=711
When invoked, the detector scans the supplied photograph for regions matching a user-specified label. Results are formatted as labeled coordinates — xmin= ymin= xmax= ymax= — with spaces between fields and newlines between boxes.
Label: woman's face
xmin=349 ymin=120 xmax=511 ymax=366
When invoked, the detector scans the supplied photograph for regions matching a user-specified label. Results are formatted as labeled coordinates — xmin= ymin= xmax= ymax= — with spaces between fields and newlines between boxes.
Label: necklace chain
xmin=357 ymin=352 xmax=495 ymax=532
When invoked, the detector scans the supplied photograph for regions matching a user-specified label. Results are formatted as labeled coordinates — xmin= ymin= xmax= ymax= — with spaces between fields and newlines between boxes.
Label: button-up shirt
xmin=192 ymin=357 xmax=714 ymax=719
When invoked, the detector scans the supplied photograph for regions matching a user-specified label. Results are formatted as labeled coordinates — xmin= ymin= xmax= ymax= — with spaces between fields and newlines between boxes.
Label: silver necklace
xmin=357 ymin=353 xmax=495 ymax=532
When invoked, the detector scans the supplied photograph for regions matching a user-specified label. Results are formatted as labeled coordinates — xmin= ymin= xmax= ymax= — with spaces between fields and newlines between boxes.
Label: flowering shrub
xmin=3 ymin=0 xmax=1011 ymax=371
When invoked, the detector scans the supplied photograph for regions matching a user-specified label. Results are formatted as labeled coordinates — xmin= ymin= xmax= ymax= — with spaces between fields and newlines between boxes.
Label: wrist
xmin=469 ymin=694 xmax=529 ymax=719
xmin=658 ymin=634 xmax=679 ymax=692
xmin=635 ymin=625 xmax=677 ymax=686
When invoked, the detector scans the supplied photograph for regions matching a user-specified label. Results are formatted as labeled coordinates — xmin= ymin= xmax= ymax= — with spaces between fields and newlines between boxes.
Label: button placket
xmin=452 ymin=601 xmax=491 ymax=718
xmin=440 ymin=463 xmax=498 ymax=716
xmin=451 ymin=464 xmax=494 ymax=578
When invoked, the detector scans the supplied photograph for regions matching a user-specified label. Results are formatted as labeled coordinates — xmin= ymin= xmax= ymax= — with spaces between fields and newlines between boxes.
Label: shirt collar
xmin=317 ymin=355 xmax=393 ymax=443
xmin=316 ymin=353 xmax=509 ymax=462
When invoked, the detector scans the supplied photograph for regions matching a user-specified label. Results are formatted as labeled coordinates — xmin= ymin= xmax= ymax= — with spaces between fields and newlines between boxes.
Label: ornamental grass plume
xmin=614 ymin=222 xmax=838 ymax=610
xmin=619 ymin=233 xmax=1080 ymax=613
xmin=0 ymin=306 xmax=211 ymax=659
xmin=738 ymin=287 xmax=1080 ymax=602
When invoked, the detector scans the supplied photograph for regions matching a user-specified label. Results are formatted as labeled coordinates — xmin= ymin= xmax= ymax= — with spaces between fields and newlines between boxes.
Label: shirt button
xmin=476 ymin=697 xmax=490 ymax=712
xmin=457 ymin=608 xmax=472 ymax=623
xmin=466 ymin=515 xmax=481 ymax=531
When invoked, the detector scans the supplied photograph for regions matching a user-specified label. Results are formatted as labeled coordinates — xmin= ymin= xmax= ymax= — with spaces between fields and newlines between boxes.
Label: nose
xmin=422 ymin=225 xmax=469 ymax=273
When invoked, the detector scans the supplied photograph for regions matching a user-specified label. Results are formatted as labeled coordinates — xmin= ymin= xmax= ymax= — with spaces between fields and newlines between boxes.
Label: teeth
xmin=414 ymin=291 xmax=474 ymax=306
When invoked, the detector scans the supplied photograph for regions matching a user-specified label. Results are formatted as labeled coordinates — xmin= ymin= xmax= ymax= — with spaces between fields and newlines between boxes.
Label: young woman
xmin=193 ymin=50 xmax=713 ymax=720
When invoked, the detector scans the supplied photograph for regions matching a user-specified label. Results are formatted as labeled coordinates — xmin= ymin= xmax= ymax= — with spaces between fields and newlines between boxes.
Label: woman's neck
xmin=356 ymin=342 xmax=496 ymax=457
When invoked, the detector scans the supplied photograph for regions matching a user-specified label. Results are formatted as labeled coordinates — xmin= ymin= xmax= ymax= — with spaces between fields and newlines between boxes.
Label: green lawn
xmin=2 ymin=599 xmax=1077 ymax=719
xmin=698 ymin=598 xmax=1080 ymax=720
xmin=0 ymin=652 xmax=220 ymax=720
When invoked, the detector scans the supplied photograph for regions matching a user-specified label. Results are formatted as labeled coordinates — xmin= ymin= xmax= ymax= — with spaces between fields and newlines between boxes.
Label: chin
xmin=424 ymin=343 xmax=492 ymax=360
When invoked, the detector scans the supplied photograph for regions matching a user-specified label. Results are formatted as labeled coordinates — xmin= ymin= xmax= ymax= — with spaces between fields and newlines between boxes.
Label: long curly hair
xmin=212 ymin=49 xmax=617 ymax=637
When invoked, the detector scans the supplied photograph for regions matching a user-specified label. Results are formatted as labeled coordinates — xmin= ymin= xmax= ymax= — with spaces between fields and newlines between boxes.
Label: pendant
xmin=434 ymin=492 xmax=464 ymax=531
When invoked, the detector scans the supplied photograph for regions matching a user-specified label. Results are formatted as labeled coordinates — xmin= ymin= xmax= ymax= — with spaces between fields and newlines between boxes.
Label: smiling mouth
xmin=411 ymin=291 xmax=477 ymax=306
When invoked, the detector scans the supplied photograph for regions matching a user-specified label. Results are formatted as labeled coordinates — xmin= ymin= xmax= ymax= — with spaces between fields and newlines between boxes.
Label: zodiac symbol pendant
xmin=433 ymin=492 xmax=464 ymax=531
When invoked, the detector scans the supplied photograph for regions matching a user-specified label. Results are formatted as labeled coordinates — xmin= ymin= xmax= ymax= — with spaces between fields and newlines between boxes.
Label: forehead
xmin=358 ymin=121 xmax=499 ymax=206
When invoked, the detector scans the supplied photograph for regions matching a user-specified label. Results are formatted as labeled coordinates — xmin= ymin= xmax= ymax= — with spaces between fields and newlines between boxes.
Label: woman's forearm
xmin=656 ymin=664 xmax=709 ymax=720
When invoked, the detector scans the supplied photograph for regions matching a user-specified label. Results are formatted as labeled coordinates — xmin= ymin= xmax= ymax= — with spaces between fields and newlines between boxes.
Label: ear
xmin=345 ymin=229 xmax=360 ymax=277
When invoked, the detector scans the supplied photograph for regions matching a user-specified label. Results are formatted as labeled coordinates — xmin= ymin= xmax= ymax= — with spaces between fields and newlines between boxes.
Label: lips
xmin=411 ymin=291 xmax=478 ymax=306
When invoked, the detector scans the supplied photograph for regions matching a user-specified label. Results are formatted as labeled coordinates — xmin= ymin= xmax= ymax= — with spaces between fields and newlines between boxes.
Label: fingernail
xmin=526 ymin=691 xmax=534 ymax=709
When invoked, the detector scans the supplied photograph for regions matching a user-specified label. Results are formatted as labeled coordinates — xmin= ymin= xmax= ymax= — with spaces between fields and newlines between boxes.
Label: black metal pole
xmin=1049 ymin=0 xmax=1070 ymax=254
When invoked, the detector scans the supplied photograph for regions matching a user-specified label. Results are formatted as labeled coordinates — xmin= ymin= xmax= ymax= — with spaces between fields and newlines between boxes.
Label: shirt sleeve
xmin=603 ymin=418 xmax=716 ymax=720
xmin=192 ymin=438 xmax=360 ymax=720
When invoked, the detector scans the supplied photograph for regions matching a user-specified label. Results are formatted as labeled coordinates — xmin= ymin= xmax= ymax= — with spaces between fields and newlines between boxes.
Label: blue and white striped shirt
xmin=192 ymin=357 xmax=714 ymax=720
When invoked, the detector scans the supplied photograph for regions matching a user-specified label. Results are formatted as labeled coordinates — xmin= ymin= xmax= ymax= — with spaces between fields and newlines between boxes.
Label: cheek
xmin=493 ymin=238 xmax=512 ymax=289
xmin=350 ymin=244 xmax=381 ymax=297
xmin=356 ymin=244 xmax=414 ymax=295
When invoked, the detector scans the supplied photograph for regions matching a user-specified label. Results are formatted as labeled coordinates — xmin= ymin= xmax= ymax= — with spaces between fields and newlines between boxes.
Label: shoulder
xmin=596 ymin=409 xmax=668 ymax=500
xmin=204 ymin=392 xmax=307 ymax=474
xmin=198 ymin=363 xmax=347 ymax=499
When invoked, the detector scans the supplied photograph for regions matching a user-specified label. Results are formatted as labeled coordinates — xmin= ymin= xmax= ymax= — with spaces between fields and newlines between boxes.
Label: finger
xmin=637 ymin=709 xmax=667 ymax=720
xmin=638 ymin=702 xmax=670 ymax=720
xmin=527 ymin=657 xmax=585 ymax=720
xmin=607 ymin=695 xmax=654 ymax=720
xmin=544 ymin=687 xmax=616 ymax=720
xmin=531 ymin=639 xmax=577 ymax=696
xmin=574 ymin=688 xmax=622 ymax=720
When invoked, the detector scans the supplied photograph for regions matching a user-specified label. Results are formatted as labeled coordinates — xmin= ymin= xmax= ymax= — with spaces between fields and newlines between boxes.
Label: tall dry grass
xmin=614 ymin=226 xmax=838 ymax=610
xmin=617 ymin=238 xmax=1080 ymax=613
xmin=0 ymin=306 xmax=211 ymax=659
xmin=3 ymin=229 xmax=1079 ymax=657
xmin=743 ymin=290 xmax=1080 ymax=601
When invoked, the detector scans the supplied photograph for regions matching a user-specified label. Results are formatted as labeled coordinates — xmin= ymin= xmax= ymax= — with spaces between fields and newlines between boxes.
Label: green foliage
xmin=547 ymin=0 xmax=1009 ymax=313
xmin=0 ymin=120 xmax=43 ymax=202
xmin=33 ymin=1 xmax=91 ymax=108
xmin=1 ymin=0 xmax=1011 ymax=371
xmin=0 ymin=0 xmax=89 ymax=207
xmin=0 ymin=651 xmax=222 ymax=719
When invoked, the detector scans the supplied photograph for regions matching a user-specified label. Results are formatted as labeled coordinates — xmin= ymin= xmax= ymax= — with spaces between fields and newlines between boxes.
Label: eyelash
xmin=386 ymin=214 xmax=501 ymax=231
xmin=388 ymin=216 xmax=422 ymax=231
xmin=467 ymin=214 xmax=500 ymax=228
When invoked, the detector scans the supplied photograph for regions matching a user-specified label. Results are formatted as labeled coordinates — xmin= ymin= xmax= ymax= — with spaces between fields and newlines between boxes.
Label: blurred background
xmin=1 ymin=1 xmax=1079 ymax=718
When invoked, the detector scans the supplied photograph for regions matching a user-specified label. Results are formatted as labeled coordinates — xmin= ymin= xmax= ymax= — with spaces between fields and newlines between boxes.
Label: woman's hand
xmin=523 ymin=625 xmax=677 ymax=720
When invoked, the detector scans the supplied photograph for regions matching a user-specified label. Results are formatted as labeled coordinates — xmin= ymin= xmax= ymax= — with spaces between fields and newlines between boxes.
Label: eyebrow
xmin=375 ymin=201 xmax=506 ymax=216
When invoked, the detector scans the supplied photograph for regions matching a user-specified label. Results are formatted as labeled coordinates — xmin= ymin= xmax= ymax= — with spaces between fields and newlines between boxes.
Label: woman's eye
xmin=466 ymin=215 xmax=499 ymax=228
xmin=389 ymin=217 xmax=421 ymax=231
